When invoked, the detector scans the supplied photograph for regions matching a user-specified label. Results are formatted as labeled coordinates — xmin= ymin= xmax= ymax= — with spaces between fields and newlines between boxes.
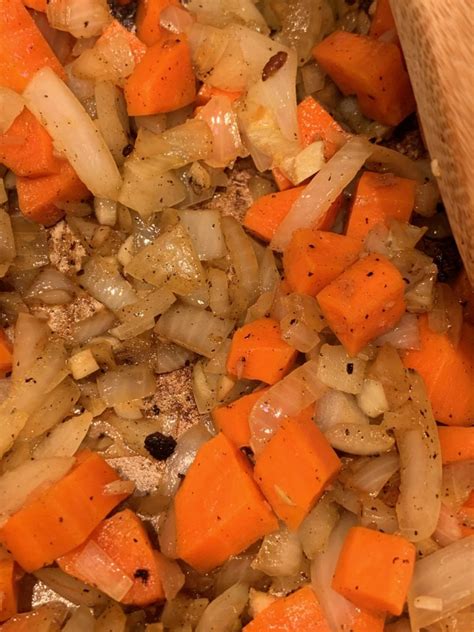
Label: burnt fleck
xmin=107 ymin=0 xmax=137 ymax=30
xmin=133 ymin=568 xmax=150 ymax=583
xmin=122 ymin=143 xmax=134 ymax=157
xmin=144 ymin=431 xmax=177 ymax=461
xmin=417 ymin=235 xmax=462 ymax=282
xmin=262 ymin=51 xmax=288 ymax=81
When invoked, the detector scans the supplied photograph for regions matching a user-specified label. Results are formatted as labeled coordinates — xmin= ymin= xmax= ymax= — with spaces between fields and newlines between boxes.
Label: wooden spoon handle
xmin=390 ymin=1 xmax=474 ymax=283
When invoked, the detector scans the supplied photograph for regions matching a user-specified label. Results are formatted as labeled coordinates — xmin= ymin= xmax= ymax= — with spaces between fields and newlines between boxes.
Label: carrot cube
xmin=297 ymin=96 xmax=350 ymax=160
xmin=254 ymin=409 xmax=341 ymax=530
xmin=175 ymin=433 xmax=278 ymax=572
xmin=243 ymin=586 xmax=330 ymax=632
xmin=226 ymin=318 xmax=298 ymax=385
xmin=438 ymin=427 xmax=474 ymax=464
xmin=369 ymin=0 xmax=396 ymax=39
xmin=346 ymin=172 xmax=416 ymax=242
xmin=332 ymin=526 xmax=416 ymax=615
xmin=136 ymin=0 xmax=180 ymax=46
xmin=0 ymin=558 xmax=18 ymax=622
xmin=317 ymin=253 xmax=406 ymax=356
xmin=0 ymin=330 xmax=12 ymax=378
xmin=99 ymin=20 xmax=147 ymax=65
xmin=283 ymin=229 xmax=361 ymax=296
xmin=211 ymin=387 xmax=270 ymax=449
xmin=58 ymin=509 xmax=165 ymax=606
xmin=244 ymin=186 xmax=306 ymax=242
xmin=0 ymin=451 xmax=131 ymax=572
xmin=313 ymin=31 xmax=415 ymax=126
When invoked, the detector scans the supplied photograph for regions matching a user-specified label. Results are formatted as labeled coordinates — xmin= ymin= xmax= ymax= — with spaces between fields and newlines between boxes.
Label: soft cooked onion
xmin=408 ymin=536 xmax=474 ymax=631
xmin=153 ymin=341 xmax=195 ymax=374
xmin=0 ymin=457 xmax=74 ymax=526
xmin=298 ymin=495 xmax=340 ymax=559
xmin=279 ymin=293 xmax=325 ymax=353
xmin=71 ymin=309 xmax=116 ymax=345
xmin=95 ymin=605 xmax=127 ymax=632
xmin=196 ymin=96 xmax=243 ymax=168
xmin=324 ymin=423 xmax=395 ymax=455
xmin=156 ymin=303 xmax=235 ymax=358
xmin=187 ymin=0 xmax=267 ymax=31
xmin=348 ymin=452 xmax=399 ymax=496
xmin=61 ymin=605 xmax=95 ymax=631
xmin=23 ymin=67 xmax=122 ymax=199
xmin=46 ymin=0 xmax=111 ymax=38
xmin=97 ymin=364 xmax=155 ymax=407
xmin=24 ymin=267 xmax=76 ymax=305
xmin=442 ymin=461 xmax=474 ymax=510
xmin=279 ymin=0 xmax=330 ymax=65
xmin=208 ymin=268 xmax=231 ymax=317
xmin=301 ymin=62 xmax=326 ymax=95
xmin=252 ymin=525 xmax=304 ymax=577
xmin=249 ymin=360 xmax=327 ymax=454
xmin=271 ymin=137 xmax=372 ymax=251
xmin=195 ymin=583 xmax=249 ymax=632
xmin=11 ymin=313 xmax=48 ymax=383
xmin=94 ymin=82 xmax=130 ymax=167
xmin=433 ymin=504 xmax=463 ymax=547
xmin=0 ymin=87 xmax=24 ymax=134
xmin=368 ymin=144 xmax=428 ymax=182
xmin=316 ymin=345 xmax=367 ymax=395
xmin=316 ymin=389 xmax=369 ymax=432
xmin=10 ymin=215 xmax=49 ymax=270
xmin=356 ymin=378 xmax=389 ymax=418
xmin=427 ymin=283 xmax=463 ymax=347
xmin=360 ymin=497 xmax=399 ymax=534
xmin=80 ymin=256 xmax=137 ymax=312
xmin=73 ymin=31 xmax=136 ymax=84
xmin=33 ymin=412 xmax=93 ymax=459
xmin=374 ymin=313 xmax=420 ymax=350
xmin=158 ymin=504 xmax=178 ymax=559
xmin=160 ymin=5 xmax=195 ymax=34
xmin=179 ymin=210 xmax=226 ymax=261
xmin=34 ymin=568 xmax=108 ymax=608
xmin=222 ymin=216 xmax=259 ymax=308
xmin=156 ymin=553 xmax=185 ymax=601
xmin=111 ymin=288 xmax=176 ymax=341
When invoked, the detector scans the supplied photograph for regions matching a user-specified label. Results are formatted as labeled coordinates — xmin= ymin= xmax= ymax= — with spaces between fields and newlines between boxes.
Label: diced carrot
xmin=351 ymin=609 xmax=386 ymax=632
xmin=458 ymin=491 xmax=474 ymax=538
xmin=226 ymin=318 xmax=298 ymax=385
xmin=254 ymin=408 xmax=341 ymax=530
xmin=244 ymin=186 xmax=306 ymax=242
xmin=317 ymin=253 xmax=406 ymax=356
xmin=0 ymin=0 xmax=65 ymax=92
xmin=297 ymin=96 xmax=350 ymax=160
xmin=369 ymin=0 xmax=396 ymax=39
xmin=0 ymin=558 xmax=18 ymax=622
xmin=332 ymin=526 xmax=416 ymax=616
xmin=17 ymin=160 xmax=90 ymax=226
xmin=453 ymin=269 xmax=474 ymax=325
xmin=438 ymin=427 xmax=474 ymax=464
xmin=99 ymin=19 xmax=148 ymax=65
xmin=124 ymin=32 xmax=196 ymax=115
xmin=272 ymin=167 xmax=293 ymax=191
xmin=0 ymin=330 xmax=12 ymax=378
xmin=136 ymin=0 xmax=180 ymax=46
xmin=313 ymin=31 xmax=415 ymax=126
xmin=58 ymin=509 xmax=165 ymax=606
xmin=0 ymin=109 xmax=63 ymax=178
xmin=196 ymin=84 xmax=243 ymax=106
xmin=346 ymin=172 xmax=417 ymax=242
xmin=175 ymin=433 xmax=278 ymax=572
xmin=403 ymin=316 xmax=474 ymax=426
xmin=23 ymin=0 xmax=46 ymax=11
xmin=283 ymin=229 xmax=361 ymax=296
xmin=0 ymin=451 xmax=131 ymax=572
xmin=243 ymin=585 xmax=331 ymax=632
xmin=211 ymin=387 xmax=270 ymax=449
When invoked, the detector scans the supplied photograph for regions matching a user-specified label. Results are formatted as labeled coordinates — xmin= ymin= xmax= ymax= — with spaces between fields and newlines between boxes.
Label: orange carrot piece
xmin=99 ymin=19 xmax=148 ymax=65
xmin=175 ymin=433 xmax=278 ymax=572
xmin=124 ymin=32 xmax=196 ymax=115
xmin=23 ymin=0 xmax=46 ymax=11
xmin=346 ymin=171 xmax=416 ymax=242
xmin=243 ymin=585 xmax=331 ymax=632
xmin=317 ymin=253 xmax=406 ymax=356
xmin=254 ymin=409 xmax=341 ymax=530
xmin=369 ymin=0 xmax=396 ymax=39
xmin=313 ymin=31 xmax=415 ymax=126
xmin=226 ymin=318 xmax=298 ymax=385
xmin=453 ymin=269 xmax=474 ymax=325
xmin=244 ymin=186 xmax=306 ymax=242
xmin=136 ymin=0 xmax=179 ymax=46
xmin=0 ymin=330 xmax=12 ymax=378
xmin=458 ymin=491 xmax=474 ymax=538
xmin=0 ymin=0 xmax=65 ymax=92
xmin=0 ymin=558 xmax=18 ymax=622
xmin=0 ymin=451 xmax=131 ymax=572
xmin=351 ymin=609 xmax=386 ymax=632
xmin=58 ymin=509 xmax=165 ymax=606
xmin=0 ymin=109 xmax=63 ymax=178
xmin=403 ymin=316 xmax=474 ymax=426
xmin=332 ymin=526 xmax=416 ymax=616
xmin=283 ymin=229 xmax=361 ymax=296
xmin=297 ymin=96 xmax=350 ymax=160
xmin=438 ymin=427 xmax=474 ymax=464
xmin=272 ymin=167 xmax=293 ymax=191
xmin=196 ymin=83 xmax=243 ymax=106
xmin=17 ymin=161 xmax=90 ymax=226
xmin=211 ymin=387 xmax=270 ymax=449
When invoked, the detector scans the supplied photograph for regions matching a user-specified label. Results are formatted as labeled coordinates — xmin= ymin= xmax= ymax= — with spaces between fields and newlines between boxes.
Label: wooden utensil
xmin=390 ymin=1 xmax=474 ymax=283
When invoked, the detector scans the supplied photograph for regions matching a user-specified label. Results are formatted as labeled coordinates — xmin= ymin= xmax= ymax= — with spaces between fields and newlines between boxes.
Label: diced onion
xmin=316 ymin=345 xmax=367 ymax=395
xmin=374 ymin=313 xmax=420 ymax=350
xmin=10 ymin=215 xmax=49 ymax=270
xmin=160 ymin=5 xmax=195 ymax=34
xmin=73 ymin=32 xmax=136 ymax=84
xmin=196 ymin=96 xmax=243 ymax=168
xmin=442 ymin=461 xmax=474 ymax=510
xmin=324 ymin=423 xmax=395 ymax=455
xmin=349 ymin=452 xmax=399 ymax=496
xmin=94 ymin=82 xmax=130 ymax=167
xmin=316 ymin=389 xmax=369 ymax=433
xmin=25 ymin=267 xmax=76 ymax=305
xmin=61 ymin=605 xmax=96 ymax=631
xmin=156 ymin=553 xmax=185 ymax=601
xmin=97 ymin=364 xmax=155 ymax=407
xmin=196 ymin=583 xmax=249 ymax=632
xmin=271 ymin=137 xmax=372 ymax=251
xmin=111 ymin=288 xmax=176 ymax=341
xmin=71 ymin=309 xmax=116 ymax=345
xmin=356 ymin=378 xmax=389 ymax=418
xmin=433 ymin=503 xmax=463 ymax=547
xmin=208 ymin=268 xmax=231 ymax=317
xmin=179 ymin=210 xmax=226 ymax=261
xmin=46 ymin=0 xmax=111 ymax=38
xmin=408 ymin=537 xmax=474 ymax=631
xmin=249 ymin=360 xmax=327 ymax=454
xmin=23 ymin=67 xmax=122 ymax=199
xmin=298 ymin=495 xmax=340 ymax=559
xmin=279 ymin=293 xmax=325 ymax=353
xmin=222 ymin=216 xmax=259 ymax=308
xmin=32 ymin=412 xmax=93 ymax=459
xmin=153 ymin=341 xmax=195 ymax=374
xmin=301 ymin=63 xmax=326 ymax=95
xmin=0 ymin=87 xmax=24 ymax=134
xmin=80 ymin=256 xmax=137 ymax=312
xmin=11 ymin=313 xmax=48 ymax=383
xmin=187 ymin=0 xmax=267 ymax=31
xmin=252 ymin=525 xmax=304 ymax=577
xmin=34 ymin=568 xmax=108 ymax=608
xmin=360 ymin=497 xmax=399 ymax=534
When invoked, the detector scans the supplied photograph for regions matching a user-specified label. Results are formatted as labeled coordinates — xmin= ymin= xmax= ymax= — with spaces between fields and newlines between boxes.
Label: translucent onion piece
xmin=71 ymin=309 xmax=116 ymax=345
xmin=0 ymin=87 xmax=24 ymax=133
xmin=25 ymin=267 xmax=75 ymax=305
xmin=356 ymin=378 xmax=389 ymax=418
xmin=324 ymin=423 xmax=395 ymax=456
xmin=160 ymin=5 xmax=195 ymax=34
xmin=73 ymin=540 xmax=133 ymax=602
xmin=23 ymin=67 xmax=122 ymax=199
xmin=279 ymin=293 xmax=325 ymax=353
xmin=258 ymin=248 xmax=280 ymax=295
xmin=0 ymin=457 xmax=74 ymax=525
xmin=433 ymin=503 xmax=463 ymax=547
xmin=208 ymin=268 xmax=231 ymax=317
xmin=73 ymin=32 xmax=135 ymax=84
xmin=249 ymin=360 xmax=326 ymax=454
xmin=279 ymin=0 xmax=328 ymax=65
xmin=196 ymin=95 xmax=243 ymax=168
xmin=187 ymin=0 xmax=267 ymax=32
xmin=156 ymin=303 xmax=235 ymax=358
xmin=442 ymin=461 xmax=474 ymax=510
xmin=298 ymin=495 xmax=340 ymax=560
xmin=125 ymin=223 xmax=204 ymax=295
xmin=0 ymin=209 xmax=15 ymax=277
xmin=111 ymin=288 xmax=176 ymax=340
xmin=179 ymin=209 xmax=226 ymax=261
xmin=10 ymin=215 xmax=49 ymax=270
xmin=153 ymin=341 xmax=195 ymax=374
xmin=385 ymin=372 xmax=442 ymax=542
xmin=349 ymin=452 xmax=399 ymax=496
xmin=97 ymin=364 xmax=155 ymax=407
xmin=360 ymin=497 xmax=399 ymax=534
xmin=196 ymin=582 xmax=249 ymax=632
xmin=46 ymin=0 xmax=111 ymax=38
xmin=81 ymin=256 xmax=137 ymax=312
xmin=252 ymin=525 xmax=304 ymax=577
xmin=156 ymin=554 xmax=185 ymax=601
xmin=94 ymin=81 xmax=130 ymax=167
xmin=158 ymin=504 xmax=178 ymax=559
xmin=62 ymin=605 xmax=96 ymax=631
xmin=374 ymin=313 xmax=420 ymax=350
xmin=222 ymin=216 xmax=259 ymax=307
xmin=11 ymin=313 xmax=48 ymax=383
xmin=316 ymin=389 xmax=369 ymax=432
xmin=408 ymin=537 xmax=474 ymax=631
xmin=368 ymin=144 xmax=428 ymax=182
xmin=34 ymin=568 xmax=108 ymax=607
xmin=32 ymin=412 xmax=93 ymax=459
xmin=188 ymin=23 xmax=230 ymax=85
xmin=95 ymin=605 xmax=127 ymax=632
xmin=271 ymin=136 xmax=372 ymax=251
xmin=316 ymin=344 xmax=367 ymax=395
